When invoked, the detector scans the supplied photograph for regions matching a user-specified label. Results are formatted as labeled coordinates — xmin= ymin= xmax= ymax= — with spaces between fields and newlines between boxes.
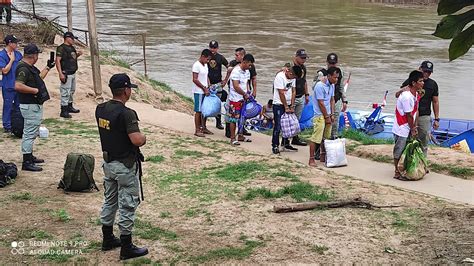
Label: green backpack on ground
xmin=58 ymin=153 xmax=99 ymax=192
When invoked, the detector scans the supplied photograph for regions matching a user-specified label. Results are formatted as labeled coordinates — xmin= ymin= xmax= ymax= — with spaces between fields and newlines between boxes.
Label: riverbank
xmin=0 ymin=40 xmax=473 ymax=264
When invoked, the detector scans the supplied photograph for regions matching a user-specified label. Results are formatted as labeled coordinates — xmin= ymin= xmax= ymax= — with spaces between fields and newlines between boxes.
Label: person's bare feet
xmin=308 ymin=158 xmax=317 ymax=167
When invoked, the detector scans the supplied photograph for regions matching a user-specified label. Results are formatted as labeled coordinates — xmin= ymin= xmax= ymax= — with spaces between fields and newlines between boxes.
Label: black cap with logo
xmin=4 ymin=35 xmax=18 ymax=45
xmin=63 ymin=31 xmax=77 ymax=39
xmin=296 ymin=49 xmax=308 ymax=59
xmin=327 ymin=53 xmax=338 ymax=64
xmin=209 ymin=40 xmax=219 ymax=48
xmin=420 ymin=60 xmax=434 ymax=73
xmin=24 ymin=44 xmax=42 ymax=55
xmin=109 ymin=73 xmax=138 ymax=91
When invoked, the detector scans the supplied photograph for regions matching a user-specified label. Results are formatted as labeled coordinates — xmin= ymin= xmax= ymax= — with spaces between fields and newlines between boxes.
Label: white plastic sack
xmin=324 ymin=138 xmax=348 ymax=168
xmin=281 ymin=113 xmax=301 ymax=138
xmin=201 ymin=94 xmax=221 ymax=117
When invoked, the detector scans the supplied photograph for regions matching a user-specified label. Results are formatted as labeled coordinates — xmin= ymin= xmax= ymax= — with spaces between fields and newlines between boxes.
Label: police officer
xmin=56 ymin=31 xmax=82 ymax=119
xmin=96 ymin=73 xmax=148 ymax=260
xmin=15 ymin=44 xmax=55 ymax=172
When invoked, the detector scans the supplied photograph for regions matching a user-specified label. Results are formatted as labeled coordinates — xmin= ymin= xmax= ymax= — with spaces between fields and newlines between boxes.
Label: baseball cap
xmin=327 ymin=53 xmax=338 ymax=64
xmin=24 ymin=44 xmax=42 ymax=55
xmin=296 ymin=49 xmax=308 ymax=59
xmin=209 ymin=40 xmax=219 ymax=48
xmin=63 ymin=31 xmax=77 ymax=39
xmin=420 ymin=60 xmax=434 ymax=72
xmin=109 ymin=73 xmax=138 ymax=90
xmin=4 ymin=35 xmax=18 ymax=44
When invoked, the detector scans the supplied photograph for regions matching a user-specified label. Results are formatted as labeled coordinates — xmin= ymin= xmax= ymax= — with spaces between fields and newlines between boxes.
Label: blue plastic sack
xmin=299 ymin=96 xmax=314 ymax=130
xmin=201 ymin=93 xmax=221 ymax=117
xmin=244 ymin=98 xmax=262 ymax=119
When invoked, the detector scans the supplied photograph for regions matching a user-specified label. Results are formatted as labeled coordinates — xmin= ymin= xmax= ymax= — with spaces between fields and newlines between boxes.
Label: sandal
xmin=238 ymin=137 xmax=252 ymax=142
xmin=194 ymin=131 xmax=205 ymax=137
xmin=393 ymin=174 xmax=410 ymax=181
xmin=202 ymin=128 xmax=214 ymax=135
xmin=231 ymin=140 xmax=240 ymax=146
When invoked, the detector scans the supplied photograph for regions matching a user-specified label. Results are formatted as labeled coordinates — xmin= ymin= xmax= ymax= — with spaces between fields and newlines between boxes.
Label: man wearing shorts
xmin=308 ymin=67 xmax=337 ymax=166
xmin=226 ymin=54 xmax=255 ymax=145
xmin=392 ymin=70 xmax=423 ymax=180
xmin=192 ymin=49 xmax=212 ymax=137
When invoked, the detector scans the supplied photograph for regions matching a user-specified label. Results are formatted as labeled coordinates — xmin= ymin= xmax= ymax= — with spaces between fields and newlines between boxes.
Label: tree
xmin=433 ymin=0 xmax=474 ymax=61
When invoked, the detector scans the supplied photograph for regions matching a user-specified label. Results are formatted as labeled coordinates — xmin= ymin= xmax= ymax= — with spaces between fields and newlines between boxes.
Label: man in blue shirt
xmin=308 ymin=67 xmax=338 ymax=166
xmin=0 ymin=35 xmax=22 ymax=133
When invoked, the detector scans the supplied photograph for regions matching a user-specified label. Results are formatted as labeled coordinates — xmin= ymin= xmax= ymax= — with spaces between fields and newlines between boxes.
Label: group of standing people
xmin=1 ymin=31 xmax=81 ymax=171
xmin=191 ymin=41 xmax=349 ymax=157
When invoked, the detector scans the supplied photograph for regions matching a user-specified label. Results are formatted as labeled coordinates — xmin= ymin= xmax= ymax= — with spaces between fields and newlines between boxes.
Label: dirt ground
xmin=0 ymin=47 xmax=473 ymax=264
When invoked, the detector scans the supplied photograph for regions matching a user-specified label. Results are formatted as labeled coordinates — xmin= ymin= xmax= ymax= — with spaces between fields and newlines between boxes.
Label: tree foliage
xmin=433 ymin=0 xmax=474 ymax=61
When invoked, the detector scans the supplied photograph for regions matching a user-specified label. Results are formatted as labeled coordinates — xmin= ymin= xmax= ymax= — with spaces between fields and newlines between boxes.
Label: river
xmin=15 ymin=0 xmax=474 ymax=119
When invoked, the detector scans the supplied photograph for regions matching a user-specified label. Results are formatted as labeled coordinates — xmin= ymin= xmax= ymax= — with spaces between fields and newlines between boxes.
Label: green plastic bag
xmin=397 ymin=139 xmax=428 ymax=180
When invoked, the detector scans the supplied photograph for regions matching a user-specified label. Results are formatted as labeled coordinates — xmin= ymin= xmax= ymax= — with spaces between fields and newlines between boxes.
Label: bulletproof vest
xmin=16 ymin=61 xmax=50 ymax=105
xmin=95 ymin=102 xmax=137 ymax=160
xmin=59 ymin=44 xmax=78 ymax=74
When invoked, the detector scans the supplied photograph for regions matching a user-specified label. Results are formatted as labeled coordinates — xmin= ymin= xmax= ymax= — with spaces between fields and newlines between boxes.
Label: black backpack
xmin=11 ymin=106 xmax=23 ymax=138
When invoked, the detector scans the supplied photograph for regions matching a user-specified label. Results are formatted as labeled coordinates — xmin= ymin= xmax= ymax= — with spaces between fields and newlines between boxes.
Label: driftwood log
xmin=273 ymin=198 xmax=400 ymax=213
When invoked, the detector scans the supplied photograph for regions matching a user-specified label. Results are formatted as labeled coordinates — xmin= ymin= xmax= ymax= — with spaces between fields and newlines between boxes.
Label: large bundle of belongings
xmin=397 ymin=139 xmax=428 ymax=180
xmin=0 ymin=160 xmax=18 ymax=188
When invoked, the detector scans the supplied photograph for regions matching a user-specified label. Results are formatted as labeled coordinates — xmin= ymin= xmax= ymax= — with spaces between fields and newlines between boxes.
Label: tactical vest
xmin=334 ymin=67 xmax=343 ymax=103
xmin=16 ymin=61 xmax=50 ymax=105
xmin=95 ymin=102 xmax=137 ymax=161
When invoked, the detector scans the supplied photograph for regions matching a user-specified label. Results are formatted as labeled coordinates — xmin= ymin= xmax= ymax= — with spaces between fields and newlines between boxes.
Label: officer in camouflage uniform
xmin=96 ymin=73 xmax=148 ymax=260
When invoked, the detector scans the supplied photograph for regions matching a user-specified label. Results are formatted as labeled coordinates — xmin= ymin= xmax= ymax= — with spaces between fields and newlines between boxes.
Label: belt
xmin=295 ymin=95 xmax=304 ymax=98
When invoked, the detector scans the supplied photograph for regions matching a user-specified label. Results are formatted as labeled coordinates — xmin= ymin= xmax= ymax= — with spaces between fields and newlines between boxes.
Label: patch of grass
xmin=272 ymin=170 xmax=299 ymax=181
xmin=215 ymin=162 xmax=268 ymax=182
xmin=429 ymin=162 xmax=473 ymax=178
xmin=32 ymin=230 xmax=53 ymax=240
xmin=10 ymin=192 xmax=32 ymax=201
xmin=208 ymin=231 xmax=230 ymax=237
xmin=160 ymin=97 xmax=172 ymax=104
xmin=185 ymin=209 xmax=198 ymax=217
xmin=188 ymin=240 xmax=263 ymax=263
xmin=389 ymin=209 xmax=420 ymax=231
xmin=346 ymin=143 xmax=360 ymax=153
xmin=341 ymin=129 xmax=394 ymax=145
xmin=159 ymin=211 xmax=171 ymax=218
xmin=147 ymin=78 xmax=194 ymax=105
xmin=50 ymin=209 xmax=71 ymax=223
xmin=243 ymin=182 xmax=332 ymax=202
xmin=124 ymin=257 xmax=153 ymax=265
xmin=310 ymin=244 xmax=329 ymax=254
xmin=371 ymin=154 xmax=393 ymax=163
xmin=173 ymin=149 xmax=205 ymax=159
xmin=99 ymin=50 xmax=130 ymax=69
xmin=146 ymin=155 xmax=165 ymax=163
xmin=135 ymin=218 xmax=177 ymax=241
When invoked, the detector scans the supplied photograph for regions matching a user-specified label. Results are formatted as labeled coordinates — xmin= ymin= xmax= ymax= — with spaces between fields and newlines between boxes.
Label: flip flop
xmin=238 ymin=137 xmax=252 ymax=142
xmin=393 ymin=175 xmax=410 ymax=181
xmin=231 ymin=140 xmax=240 ymax=146
xmin=202 ymin=128 xmax=214 ymax=135
xmin=194 ymin=132 xmax=205 ymax=137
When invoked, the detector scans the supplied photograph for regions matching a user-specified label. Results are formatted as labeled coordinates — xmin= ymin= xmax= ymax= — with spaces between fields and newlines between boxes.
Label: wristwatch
xmin=342 ymin=100 xmax=348 ymax=104
xmin=434 ymin=118 xmax=440 ymax=122
xmin=305 ymin=93 xmax=309 ymax=96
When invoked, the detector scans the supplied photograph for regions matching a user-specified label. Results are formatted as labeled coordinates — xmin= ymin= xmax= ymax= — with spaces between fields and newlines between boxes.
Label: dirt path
xmin=127 ymin=102 xmax=474 ymax=205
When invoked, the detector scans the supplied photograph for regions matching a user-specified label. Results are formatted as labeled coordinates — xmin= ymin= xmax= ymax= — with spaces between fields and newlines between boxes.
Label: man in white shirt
xmin=392 ymin=70 xmax=423 ymax=180
xmin=192 ymin=49 xmax=212 ymax=137
xmin=226 ymin=54 xmax=255 ymax=145
xmin=271 ymin=65 xmax=302 ymax=154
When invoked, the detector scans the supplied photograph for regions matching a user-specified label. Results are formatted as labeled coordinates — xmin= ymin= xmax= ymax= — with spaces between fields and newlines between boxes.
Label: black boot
xmin=22 ymin=154 xmax=42 ymax=172
xmin=32 ymin=155 xmax=45 ymax=164
xmin=216 ymin=115 xmax=224 ymax=130
xmin=120 ymin=234 xmax=148 ymax=260
xmin=60 ymin=106 xmax=72 ymax=118
xmin=291 ymin=135 xmax=307 ymax=146
xmin=102 ymin=225 xmax=121 ymax=251
xmin=68 ymin=103 xmax=80 ymax=113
